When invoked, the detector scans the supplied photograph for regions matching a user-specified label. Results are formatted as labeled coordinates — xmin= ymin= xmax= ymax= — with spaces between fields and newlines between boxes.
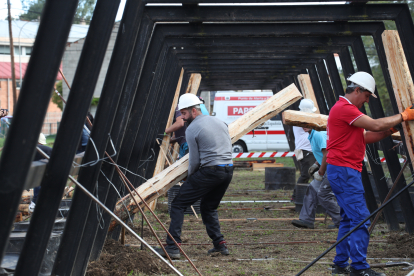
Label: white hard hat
xmin=178 ymin=94 xmax=203 ymax=110
xmin=347 ymin=71 xmax=377 ymax=98
xmin=298 ymin=99 xmax=317 ymax=113
xmin=38 ymin=133 xmax=47 ymax=145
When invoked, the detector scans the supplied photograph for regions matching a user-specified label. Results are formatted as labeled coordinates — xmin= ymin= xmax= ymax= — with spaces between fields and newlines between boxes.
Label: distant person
xmin=29 ymin=133 xmax=52 ymax=213
xmin=291 ymin=123 xmax=341 ymax=229
xmin=77 ymin=112 xmax=93 ymax=154
xmin=291 ymin=99 xmax=316 ymax=202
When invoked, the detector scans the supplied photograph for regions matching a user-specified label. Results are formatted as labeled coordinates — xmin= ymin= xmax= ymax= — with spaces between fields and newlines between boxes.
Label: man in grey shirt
xmin=155 ymin=94 xmax=234 ymax=259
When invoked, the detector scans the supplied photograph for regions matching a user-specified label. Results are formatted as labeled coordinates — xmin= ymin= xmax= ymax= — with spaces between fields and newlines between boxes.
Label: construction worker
xmin=291 ymin=100 xmax=341 ymax=230
xmin=327 ymin=71 xmax=414 ymax=276
xmin=165 ymin=96 xmax=209 ymax=158
xmin=291 ymin=99 xmax=316 ymax=202
xmin=155 ymin=93 xmax=233 ymax=259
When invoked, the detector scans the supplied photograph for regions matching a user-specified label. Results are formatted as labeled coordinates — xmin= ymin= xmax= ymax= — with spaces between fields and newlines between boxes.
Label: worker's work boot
xmin=208 ymin=241 xmax=229 ymax=256
xmin=350 ymin=267 xmax=386 ymax=276
xmin=291 ymin=219 xmax=314 ymax=229
xmin=332 ymin=265 xmax=351 ymax=275
xmin=328 ymin=224 xmax=339 ymax=229
xmin=153 ymin=244 xmax=181 ymax=259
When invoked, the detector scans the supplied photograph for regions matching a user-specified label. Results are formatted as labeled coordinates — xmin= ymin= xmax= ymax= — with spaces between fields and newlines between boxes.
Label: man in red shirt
xmin=327 ymin=71 xmax=414 ymax=276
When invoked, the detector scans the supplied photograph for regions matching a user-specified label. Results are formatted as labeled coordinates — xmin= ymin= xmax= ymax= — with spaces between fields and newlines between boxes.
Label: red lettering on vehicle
xmin=228 ymin=106 xmax=255 ymax=116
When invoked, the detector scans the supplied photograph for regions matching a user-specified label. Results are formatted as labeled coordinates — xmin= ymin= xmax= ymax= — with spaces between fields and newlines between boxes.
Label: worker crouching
xmin=327 ymin=72 xmax=414 ymax=276
xmin=155 ymin=94 xmax=234 ymax=259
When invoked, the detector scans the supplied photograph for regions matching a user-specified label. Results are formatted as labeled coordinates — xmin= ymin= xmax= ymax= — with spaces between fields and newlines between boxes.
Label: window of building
xmin=0 ymin=45 xmax=10 ymax=55
xmin=25 ymin=47 xmax=32 ymax=56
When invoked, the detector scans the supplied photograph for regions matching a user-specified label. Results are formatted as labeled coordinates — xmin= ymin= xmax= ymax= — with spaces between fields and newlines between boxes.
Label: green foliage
xmin=91 ymin=97 xmax=100 ymax=107
xmin=52 ymin=81 xmax=63 ymax=111
xmin=20 ymin=0 xmax=96 ymax=24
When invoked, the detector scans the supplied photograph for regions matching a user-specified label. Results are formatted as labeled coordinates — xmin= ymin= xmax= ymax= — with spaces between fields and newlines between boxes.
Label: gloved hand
xmin=308 ymin=163 xmax=320 ymax=176
xmin=401 ymin=106 xmax=414 ymax=121
xmin=390 ymin=123 xmax=403 ymax=133
xmin=313 ymin=171 xmax=323 ymax=181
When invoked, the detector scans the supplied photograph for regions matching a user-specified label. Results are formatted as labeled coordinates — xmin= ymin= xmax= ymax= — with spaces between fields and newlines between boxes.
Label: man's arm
xmin=165 ymin=116 xmax=185 ymax=134
xmin=364 ymin=130 xmax=394 ymax=144
xmin=186 ymin=130 xmax=200 ymax=176
xmin=353 ymin=114 xmax=402 ymax=132
xmin=318 ymin=148 xmax=328 ymax=176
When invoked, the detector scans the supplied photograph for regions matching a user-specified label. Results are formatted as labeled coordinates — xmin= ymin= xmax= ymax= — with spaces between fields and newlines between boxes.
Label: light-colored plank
xmin=297 ymin=74 xmax=320 ymax=114
xmin=109 ymin=84 xmax=302 ymax=231
xmin=382 ymin=30 xmax=414 ymax=162
xmin=282 ymin=110 xmax=327 ymax=131
xmin=252 ymin=163 xmax=284 ymax=171
xmin=185 ymin=73 xmax=202 ymax=95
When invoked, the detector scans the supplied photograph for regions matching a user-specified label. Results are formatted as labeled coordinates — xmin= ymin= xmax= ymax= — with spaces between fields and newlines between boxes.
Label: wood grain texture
xmin=282 ymin=110 xmax=327 ymax=131
xmin=297 ymin=74 xmax=320 ymax=114
xmin=110 ymin=84 xmax=302 ymax=231
xmin=185 ymin=73 xmax=202 ymax=95
xmin=382 ymin=30 xmax=414 ymax=162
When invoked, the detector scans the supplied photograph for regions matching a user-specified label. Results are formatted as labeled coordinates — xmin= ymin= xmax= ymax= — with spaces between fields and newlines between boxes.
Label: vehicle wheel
xmin=232 ymin=141 xmax=247 ymax=153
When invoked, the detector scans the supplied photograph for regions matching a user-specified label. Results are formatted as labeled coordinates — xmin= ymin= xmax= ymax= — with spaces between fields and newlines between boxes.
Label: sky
xmin=0 ymin=0 xmax=127 ymax=22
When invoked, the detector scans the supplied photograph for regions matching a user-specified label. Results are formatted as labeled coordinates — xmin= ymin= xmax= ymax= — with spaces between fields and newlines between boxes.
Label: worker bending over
xmin=291 ymin=100 xmax=341 ymax=230
xmin=291 ymin=99 xmax=316 ymax=202
xmin=327 ymin=72 xmax=414 ymax=276
xmin=155 ymin=94 xmax=233 ymax=259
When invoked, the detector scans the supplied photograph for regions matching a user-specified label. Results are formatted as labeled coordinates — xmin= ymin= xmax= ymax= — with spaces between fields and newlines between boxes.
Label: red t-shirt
xmin=327 ymin=96 xmax=365 ymax=172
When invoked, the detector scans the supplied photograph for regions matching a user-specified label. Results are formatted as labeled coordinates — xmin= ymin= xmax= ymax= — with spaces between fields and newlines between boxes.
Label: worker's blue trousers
xmin=327 ymin=164 xmax=371 ymax=270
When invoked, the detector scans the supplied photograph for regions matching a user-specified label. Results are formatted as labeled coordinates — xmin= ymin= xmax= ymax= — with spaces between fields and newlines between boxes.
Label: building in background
xmin=0 ymin=20 xmax=89 ymax=135
xmin=62 ymin=22 xmax=119 ymax=115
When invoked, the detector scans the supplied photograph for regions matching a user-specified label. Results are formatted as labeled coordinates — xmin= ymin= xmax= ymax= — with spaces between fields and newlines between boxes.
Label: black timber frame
xmin=1 ymin=1 xmax=414 ymax=275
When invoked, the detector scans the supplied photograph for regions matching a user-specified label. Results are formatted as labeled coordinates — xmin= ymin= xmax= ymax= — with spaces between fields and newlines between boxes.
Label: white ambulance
xmin=212 ymin=91 xmax=289 ymax=153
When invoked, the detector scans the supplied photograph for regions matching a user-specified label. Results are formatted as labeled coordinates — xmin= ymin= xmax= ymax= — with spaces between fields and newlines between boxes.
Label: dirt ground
xmin=87 ymin=170 xmax=414 ymax=276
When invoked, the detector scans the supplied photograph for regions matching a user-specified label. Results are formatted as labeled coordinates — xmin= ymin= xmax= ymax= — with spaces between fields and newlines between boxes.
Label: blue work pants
xmin=327 ymin=164 xmax=371 ymax=270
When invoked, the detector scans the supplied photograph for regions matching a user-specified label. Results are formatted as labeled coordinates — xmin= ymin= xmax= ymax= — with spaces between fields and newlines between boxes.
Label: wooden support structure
xmin=109 ymin=83 xmax=302 ymax=230
xmin=297 ymin=74 xmax=320 ymax=114
xmin=149 ymin=70 xmax=200 ymax=211
xmin=382 ymin=30 xmax=414 ymax=163
xmin=282 ymin=110 xmax=327 ymax=131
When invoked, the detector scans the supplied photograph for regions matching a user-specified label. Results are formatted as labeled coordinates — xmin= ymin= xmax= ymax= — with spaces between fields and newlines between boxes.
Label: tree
xmin=52 ymin=81 xmax=63 ymax=111
xmin=19 ymin=0 xmax=96 ymax=24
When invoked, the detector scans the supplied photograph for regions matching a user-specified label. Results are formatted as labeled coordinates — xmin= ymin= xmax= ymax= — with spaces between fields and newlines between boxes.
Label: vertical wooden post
xmin=382 ymin=30 xmax=414 ymax=163
xmin=185 ymin=73 xmax=202 ymax=95
xmin=148 ymin=69 xmax=184 ymax=211
xmin=297 ymin=74 xmax=320 ymax=114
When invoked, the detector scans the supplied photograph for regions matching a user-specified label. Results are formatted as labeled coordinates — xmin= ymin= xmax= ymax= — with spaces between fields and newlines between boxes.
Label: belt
xmin=202 ymin=165 xmax=233 ymax=171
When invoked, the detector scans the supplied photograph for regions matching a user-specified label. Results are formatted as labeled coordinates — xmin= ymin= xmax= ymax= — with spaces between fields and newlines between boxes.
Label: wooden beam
xmin=185 ymin=73 xmax=202 ymax=95
xmin=282 ymin=109 xmax=401 ymax=141
xmin=297 ymin=74 xmax=320 ymax=114
xmin=282 ymin=110 xmax=327 ymax=131
xmin=150 ymin=70 xmax=199 ymax=211
xmin=382 ymin=30 xmax=414 ymax=162
xmin=109 ymin=84 xmax=302 ymax=231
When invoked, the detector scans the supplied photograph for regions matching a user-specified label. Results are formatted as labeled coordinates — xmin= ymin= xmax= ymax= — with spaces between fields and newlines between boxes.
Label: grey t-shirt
xmin=186 ymin=115 xmax=233 ymax=175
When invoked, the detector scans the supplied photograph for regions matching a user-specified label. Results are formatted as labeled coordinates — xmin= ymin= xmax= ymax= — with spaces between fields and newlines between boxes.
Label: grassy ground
xmin=89 ymin=169 xmax=412 ymax=276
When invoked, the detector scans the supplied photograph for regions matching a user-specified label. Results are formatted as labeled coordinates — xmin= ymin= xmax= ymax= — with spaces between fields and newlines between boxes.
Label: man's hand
xmin=313 ymin=171 xmax=323 ymax=181
xmin=308 ymin=163 xmax=319 ymax=176
xmin=390 ymin=123 xmax=403 ymax=134
xmin=401 ymin=106 xmax=414 ymax=121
